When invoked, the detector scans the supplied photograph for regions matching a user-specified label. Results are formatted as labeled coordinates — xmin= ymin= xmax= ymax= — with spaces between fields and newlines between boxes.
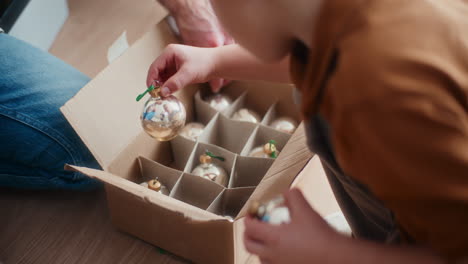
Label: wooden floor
xmin=49 ymin=0 xmax=164 ymax=77
xmin=1 ymin=0 xmax=339 ymax=263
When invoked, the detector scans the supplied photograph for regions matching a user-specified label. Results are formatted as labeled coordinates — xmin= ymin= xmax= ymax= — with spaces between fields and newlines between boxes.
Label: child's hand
xmin=146 ymin=44 xmax=220 ymax=97
xmin=244 ymin=188 xmax=339 ymax=264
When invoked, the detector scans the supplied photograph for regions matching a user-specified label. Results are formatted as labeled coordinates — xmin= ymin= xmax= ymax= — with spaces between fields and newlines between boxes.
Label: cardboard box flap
xmin=66 ymin=165 xmax=224 ymax=221
xmin=236 ymin=123 xmax=314 ymax=218
xmin=61 ymin=22 xmax=175 ymax=169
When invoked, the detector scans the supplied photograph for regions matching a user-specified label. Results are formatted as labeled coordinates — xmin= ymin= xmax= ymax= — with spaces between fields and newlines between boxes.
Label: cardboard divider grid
xmin=198 ymin=114 xmax=257 ymax=154
xmin=170 ymin=173 xmax=225 ymax=210
xmin=262 ymin=102 xmax=301 ymax=134
xmin=137 ymin=156 xmax=183 ymax=193
xmin=184 ymin=142 xmax=237 ymax=187
xmin=60 ymin=21 xmax=315 ymax=264
xmin=206 ymin=187 xmax=256 ymax=219
xmin=240 ymin=125 xmax=292 ymax=158
xmin=148 ymin=136 xmax=195 ymax=171
xmin=228 ymin=156 xmax=275 ymax=188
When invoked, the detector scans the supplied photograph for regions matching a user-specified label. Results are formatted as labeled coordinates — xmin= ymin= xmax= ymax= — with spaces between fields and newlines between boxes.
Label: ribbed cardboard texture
xmin=61 ymin=16 xmax=312 ymax=264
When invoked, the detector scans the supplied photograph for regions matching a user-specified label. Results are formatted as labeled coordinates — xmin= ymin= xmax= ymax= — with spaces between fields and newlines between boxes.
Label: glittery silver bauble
xmin=206 ymin=93 xmax=232 ymax=112
xmin=269 ymin=117 xmax=298 ymax=134
xmin=140 ymin=90 xmax=186 ymax=141
xmin=232 ymin=108 xmax=260 ymax=123
xmin=179 ymin=122 xmax=205 ymax=141
xmin=140 ymin=179 xmax=170 ymax=195
xmin=249 ymin=142 xmax=280 ymax=158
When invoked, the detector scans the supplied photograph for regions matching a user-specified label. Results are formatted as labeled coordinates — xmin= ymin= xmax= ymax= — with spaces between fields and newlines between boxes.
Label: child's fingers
xmin=244 ymin=217 xmax=279 ymax=245
xmin=146 ymin=52 xmax=170 ymax=88
xmin=209 ymin=78 xmax=223 ymax=93
xmin=161 ymin=67 xmax=193 ymax=96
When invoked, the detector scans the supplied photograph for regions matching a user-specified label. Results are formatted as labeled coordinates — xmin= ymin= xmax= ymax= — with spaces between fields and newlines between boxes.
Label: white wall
xmin=9 ymin=0 xmax=69 ymax=51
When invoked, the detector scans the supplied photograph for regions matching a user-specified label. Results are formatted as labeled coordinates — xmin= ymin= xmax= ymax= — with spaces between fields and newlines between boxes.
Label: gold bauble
xmin=191 ymin=154 xmax=228 ymax=186
xmin=206 ymin=93 xmax=232 ymax=112
xmin=248 ymin=142 xmax=280 ymax=158
xmin=269 ymin=117 xmax=298 ymax=134
xmin=139 ymin=179 xmax=169 ymax=195
xmin=179 ymin=122 xmax=205 ymax=141
xmin=140 ymin=89 xmax=186 ymax=141
xmin=232 ymin=108 xmax=260 ymax=123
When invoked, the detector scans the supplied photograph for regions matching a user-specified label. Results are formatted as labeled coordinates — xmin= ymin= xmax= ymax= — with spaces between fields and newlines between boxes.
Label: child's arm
xmin=146 ymin=44 xmax=290 ymax=96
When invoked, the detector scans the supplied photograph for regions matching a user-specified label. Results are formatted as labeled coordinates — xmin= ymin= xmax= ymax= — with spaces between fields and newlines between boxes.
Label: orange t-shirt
xmin=291 ymin=0 xmax=468 ymax=261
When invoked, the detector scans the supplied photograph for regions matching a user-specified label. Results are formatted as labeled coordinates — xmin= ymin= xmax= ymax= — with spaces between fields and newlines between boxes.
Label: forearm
xmin=329 ymin=235 xmax=444 ymax=264
xmin=212 ymin=44 xmax=291 ymax=83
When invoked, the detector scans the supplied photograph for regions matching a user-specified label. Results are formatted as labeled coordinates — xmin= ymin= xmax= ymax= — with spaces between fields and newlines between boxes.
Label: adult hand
xmin=244 ymin=188 xmax=340 ymax=264
xmin=158 ymin=0 xmax=233 ymax=91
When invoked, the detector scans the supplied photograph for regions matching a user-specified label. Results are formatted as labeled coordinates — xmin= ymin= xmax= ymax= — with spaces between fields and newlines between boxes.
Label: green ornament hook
xmin=268 ymin=140 xmax=278 ymax=158
xmin=136 ymin=84 xmax=155 ymax=102
xmin=205 ymin=150 xmax=225 ymax=162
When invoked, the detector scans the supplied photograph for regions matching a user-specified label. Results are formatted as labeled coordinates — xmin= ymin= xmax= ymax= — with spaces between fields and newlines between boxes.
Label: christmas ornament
xmin=139 ymin=177 xmax=169 ymax=195
xmin=248 ymin=140 xmax=280 ymax=158
xmin=248 ymin=196 xmax=290 ymax=225
xmin=231 ymin=108 xmax=260 ymax=123
xmin=137 ymin=81 xmax=186 ymax=141
xmin=191 ymin=151 xmax=228 ymax=186
xmin=269 ymin=117 xmax=298 ymax=134
xmin=205 ymin=93 xmax=232 ymax=112
xmin=179 ymin=122 xmax=205 ymax=141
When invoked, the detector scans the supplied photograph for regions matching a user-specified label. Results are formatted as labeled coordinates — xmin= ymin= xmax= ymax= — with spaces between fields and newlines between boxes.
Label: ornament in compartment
xmin=248 ymin=196 xmax=290 ymax=225
xmin=137 ymin=81 xmax=186 ymax=141
xmin=179 ymin=122 xmax=205 ymax=141
xmin=191 ymin=151 xmax=228 ymax=186
xmin=269 ymin=117 xmax=298 ymax=134
xmin=140 ymin=177 xmax=170 ymax=195
xmin=249 ymin=140 xmax=280 ymax=158
xmin=205 ymin=93 xmax=232 ymax=112
xmin=232 ymin=108 xmax=260 ymax=123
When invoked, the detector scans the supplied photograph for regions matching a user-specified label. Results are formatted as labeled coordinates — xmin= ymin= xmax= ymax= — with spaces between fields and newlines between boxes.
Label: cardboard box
xmin=60 ymin=14 xmax=314 ymax=264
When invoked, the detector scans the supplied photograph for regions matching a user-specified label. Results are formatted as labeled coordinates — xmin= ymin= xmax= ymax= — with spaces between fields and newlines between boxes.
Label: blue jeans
xmin=0 ymin=34 xmax=101 ymax=190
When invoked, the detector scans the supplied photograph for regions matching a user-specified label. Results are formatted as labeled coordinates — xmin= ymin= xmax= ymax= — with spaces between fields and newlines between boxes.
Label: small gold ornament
xmin=249 ymin=140 xmax=280 ymax=158
xmin=206 ymin=93 xmax=232 ymax=112
xmin=179 ymin=122 xmax=205 ymax=141
xmin=140 ymin=177 xmax=169 ymax=195
xmin=270 ymin=117 xmax=298 ymax=134
xmin=248 ymin=196 xmax=290 ymax=225
xmin=137 ymin=82 xmax=186 ymax=141
xmin=191 ymin=151 xmax=228 ymax=186
xmin=232 ymin=108 xmax=260 ymax=123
